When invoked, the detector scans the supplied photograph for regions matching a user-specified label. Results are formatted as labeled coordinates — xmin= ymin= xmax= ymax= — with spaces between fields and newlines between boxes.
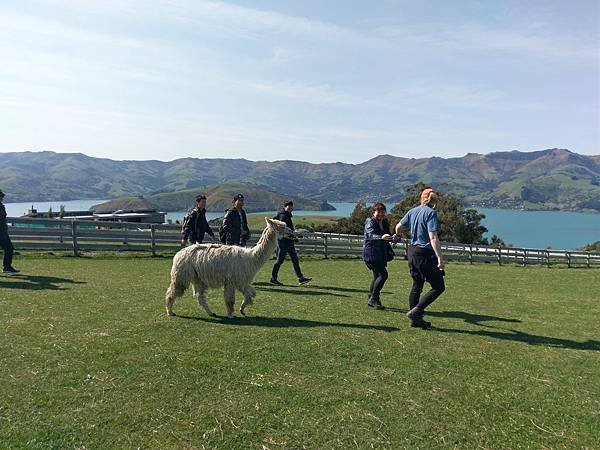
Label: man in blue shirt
xmin=395 ymin=188 xmax=445 ymax=328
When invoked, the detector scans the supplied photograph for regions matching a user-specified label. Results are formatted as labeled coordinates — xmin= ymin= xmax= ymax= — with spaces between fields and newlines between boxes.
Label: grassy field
xmin=1 ymin=254 xmax=599 ymax=449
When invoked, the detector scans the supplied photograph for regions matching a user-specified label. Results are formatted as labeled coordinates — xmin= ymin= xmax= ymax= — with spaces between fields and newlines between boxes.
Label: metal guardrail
xmin=5 ymin=217 xmax=600 ymax=268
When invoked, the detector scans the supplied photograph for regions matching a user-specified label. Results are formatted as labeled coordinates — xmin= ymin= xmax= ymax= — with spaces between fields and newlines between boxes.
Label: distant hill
xmin=1 ymin=148 xmax=599 ymax=212
xmin=91 ymin=183 xmax=335 ymax=213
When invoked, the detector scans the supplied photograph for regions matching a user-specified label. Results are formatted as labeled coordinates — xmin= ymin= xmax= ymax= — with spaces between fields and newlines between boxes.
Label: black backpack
xmin=181 ymin=210 xmax=194 ymax=234
xmin=218 ymin=210 xmax=229 ymax=243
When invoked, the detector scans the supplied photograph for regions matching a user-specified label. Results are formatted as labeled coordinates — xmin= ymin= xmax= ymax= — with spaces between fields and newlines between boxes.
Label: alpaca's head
xmin=265 ymin=218 xmax=295 ymax=239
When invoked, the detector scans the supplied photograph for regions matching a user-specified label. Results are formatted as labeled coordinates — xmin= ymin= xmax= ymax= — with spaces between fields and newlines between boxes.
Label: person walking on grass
xmin=181 ymin=194 xmax=214 ymax=246
xmin=394 ymin=187 xmax=445 ymax=329
xmin=0 ymin=190 xmax=20 ymax=274
xmin=269 ymin=201 xmax=312 ymax=286
xmin=363 ymin=202 xmax=394 ymax=310
xmin=222 ymin=193 xmax=250 ymax=246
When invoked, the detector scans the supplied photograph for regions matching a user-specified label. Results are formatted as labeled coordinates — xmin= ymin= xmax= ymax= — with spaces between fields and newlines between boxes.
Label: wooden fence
xmin=6 ymin=217 xmax=600 ymax=268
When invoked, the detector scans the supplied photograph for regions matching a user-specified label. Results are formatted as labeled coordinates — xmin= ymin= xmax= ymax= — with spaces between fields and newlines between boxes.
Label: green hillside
xmin=91 ymin=183 xmax=335 ymax=213
xmin=1 ymin=149 xmax=599 ymax=212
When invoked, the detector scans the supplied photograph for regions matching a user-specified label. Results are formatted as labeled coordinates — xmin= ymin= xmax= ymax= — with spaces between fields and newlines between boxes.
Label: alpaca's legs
xmin=224 ymin=282 xmax=236 ymax=319
xmin=165 ymin=279 xmax=186 ymax=317
xmin=194 ymin=282 xmax=215 ymax=317
xmin=240 ymin=284 xmax=256 ymax=316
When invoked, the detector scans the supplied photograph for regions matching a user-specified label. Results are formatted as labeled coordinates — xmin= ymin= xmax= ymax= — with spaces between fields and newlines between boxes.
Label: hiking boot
xmin=269 ymin=279 xmax=283 ymax=286
xmin=368 ymin=298 xmax=385 ymax=310
xmin=407 ymin=307 xmax=431 ymax=328
xmin=298 ymin=277 xmax=312 ymax=285
xmin=2 ymin=267 xmax=19 ymax=274
xmin=410 ymin=317 xmax=431 ymax=329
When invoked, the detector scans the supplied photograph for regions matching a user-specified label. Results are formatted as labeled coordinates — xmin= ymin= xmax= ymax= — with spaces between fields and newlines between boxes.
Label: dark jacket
xmin=182 ymin=207 xmax=214 ymax=243
xmin=222 ymin=208 xmax=250 ymax=246
xmin=0 ymin=203 xmax=8 ymax=237
xmin=274 ymin=209 xmax=296 ymax=247
xmin=363 ymin=217 xmax=391 ymax=263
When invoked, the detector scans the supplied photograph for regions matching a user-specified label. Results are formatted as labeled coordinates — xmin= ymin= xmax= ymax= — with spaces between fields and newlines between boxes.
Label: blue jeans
xmin=271 ymin=242 xmax=303 ymax=280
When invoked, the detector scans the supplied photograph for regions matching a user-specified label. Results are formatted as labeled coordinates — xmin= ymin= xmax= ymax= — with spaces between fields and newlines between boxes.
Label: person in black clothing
xmin=181 ymin=194 xmax=215 ymax=246
xmin=363 ymin=202 xmax=394 ymax=309
xmin=0 ymin=190 xmax=20 ymax=274
xmin=222 ymin=193 xmax=250 ymax=246
xmin=269 ymin=201 xmax=311 ymax=286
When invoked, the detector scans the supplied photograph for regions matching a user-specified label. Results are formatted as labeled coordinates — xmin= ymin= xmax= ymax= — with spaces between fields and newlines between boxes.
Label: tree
xmin=390 ymin=183 xmax=491 ymax=245
xmin=580 ymin=241 xmax=600 ymax=253
xmin=488 ymin=235 xmax=506 ymax=247
xmin=59 ymin=204 xmax=66 ymax=219
xmin=44 ymin=207 xmax=53 ymax=219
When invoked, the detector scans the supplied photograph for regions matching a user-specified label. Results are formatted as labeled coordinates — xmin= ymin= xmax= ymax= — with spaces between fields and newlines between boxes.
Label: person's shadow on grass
xmin=253 ymin=284 xmax=350 ymax=298
xmin=432 ymin=326 xmax=600 ymax=352
xmin=377 ymin=308 xmax=597 ymax=351
xmin=427 ymin=310 xmax=522 ymax=326
xmin=0 ymin=274 xmax=85 ymax=291
xmin=419 ymin=310 xmax=597 ymax=352
xmin=176 ymin=314 xmax=399 ymax=332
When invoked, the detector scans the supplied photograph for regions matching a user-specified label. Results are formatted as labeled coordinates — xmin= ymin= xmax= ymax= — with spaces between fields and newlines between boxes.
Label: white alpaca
xmin=165 ymin=218 xmax=292 ymax=318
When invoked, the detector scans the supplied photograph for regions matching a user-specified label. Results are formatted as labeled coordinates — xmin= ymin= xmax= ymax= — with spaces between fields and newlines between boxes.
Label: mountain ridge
xmin=1 ymin=148 xmax=599 ymax=212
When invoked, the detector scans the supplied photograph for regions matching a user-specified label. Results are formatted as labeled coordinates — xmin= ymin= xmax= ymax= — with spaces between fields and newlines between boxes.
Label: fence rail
xmin=6 ymin=217 xmax=600 ymax=268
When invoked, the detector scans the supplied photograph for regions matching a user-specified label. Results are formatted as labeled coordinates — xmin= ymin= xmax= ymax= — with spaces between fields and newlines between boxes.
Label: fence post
xmin=567 ymin=252 xmax=571 ymax=268
xmin=150 ymin=224 xmax=156 ymax=257
xmin=323 ymin=234 xmax=328 ymax=259
xmin=587 ymin=252 xmax=591 ymax=269
xmin=469 ymin=245 xmax=473 ymax=265
xmin=523 ymin=249 xmax=527 ymax=267
xmin=71 ymin=220 xmax=79 ymax=257
xmin=546 ymin=249 xmax=550 ymax=268
xmin=497 ymin=247 xmax=502 ymax=266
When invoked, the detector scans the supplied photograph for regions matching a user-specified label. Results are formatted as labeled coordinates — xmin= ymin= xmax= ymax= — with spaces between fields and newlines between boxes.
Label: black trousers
xmin=365 ymin=261 xmax=388 ymax=302
xmin=272 ymin=242 xmax=303 ymax=280
xmin=407 ymin=245 xmax=445 ymax=311
xmin=0 ymin=235 xmax=14 ymax=270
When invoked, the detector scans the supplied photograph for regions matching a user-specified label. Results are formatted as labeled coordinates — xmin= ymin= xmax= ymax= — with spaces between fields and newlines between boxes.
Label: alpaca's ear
xmin=265 ymin=217 xmax=271 ymax=225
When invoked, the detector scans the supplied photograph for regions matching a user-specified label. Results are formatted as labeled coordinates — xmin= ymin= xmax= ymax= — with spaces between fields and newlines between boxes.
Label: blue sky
xmin=0 ymin=0 xmax=598 ymax=163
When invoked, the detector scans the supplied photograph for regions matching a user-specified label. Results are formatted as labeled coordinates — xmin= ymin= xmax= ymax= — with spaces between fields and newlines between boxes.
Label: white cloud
xmin=374 ymin=22 xmax=598 ymax=64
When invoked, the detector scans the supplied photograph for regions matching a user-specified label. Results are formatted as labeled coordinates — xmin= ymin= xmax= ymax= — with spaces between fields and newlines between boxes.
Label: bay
xmin=4 ymin=199 xmax=598 ymax=250
xmin=478 ymin=208 xmax=599 ymax=250
xmin=4 ymin=199 xmax=108 ymax=217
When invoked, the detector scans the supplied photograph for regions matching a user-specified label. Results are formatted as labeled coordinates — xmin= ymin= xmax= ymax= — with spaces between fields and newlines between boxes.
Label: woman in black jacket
xmin=363 ymin=202 xmax=394 ymax=309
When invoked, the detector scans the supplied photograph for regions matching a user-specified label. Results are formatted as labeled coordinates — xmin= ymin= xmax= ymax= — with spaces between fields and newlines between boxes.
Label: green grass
xmin=1 ymin=255 xmax=599 ymax=449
